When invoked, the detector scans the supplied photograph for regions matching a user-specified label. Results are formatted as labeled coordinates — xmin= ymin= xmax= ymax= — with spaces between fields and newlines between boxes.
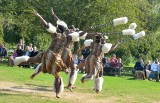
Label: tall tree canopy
xmin=0 ymin=0 xmax=160 ymax=64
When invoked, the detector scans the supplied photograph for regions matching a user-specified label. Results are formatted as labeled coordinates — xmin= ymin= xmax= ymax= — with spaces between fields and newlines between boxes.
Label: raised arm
xmin=51 ymin=8 xmax=60 ymax=20
xmin=33 ymin=10 xmax=49 ymax=29
xmin=109 ymin=41 xmax=120 ymax=52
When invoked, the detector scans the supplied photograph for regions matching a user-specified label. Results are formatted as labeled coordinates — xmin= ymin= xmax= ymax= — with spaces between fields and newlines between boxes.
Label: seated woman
xmin=110 ymin=54 xmax=118 ymax=68
xmin=103 ymin=58 xmax=111 ymax=75
xmin=8 ymin=50 xmax=17 ymax=66
xmin=144 ymin=60 xmax=151 ymax=78
xmin=114 ymin=58 xmax=123 ymax=76
xmin=0 ymin=43 xmax=8 ymax=63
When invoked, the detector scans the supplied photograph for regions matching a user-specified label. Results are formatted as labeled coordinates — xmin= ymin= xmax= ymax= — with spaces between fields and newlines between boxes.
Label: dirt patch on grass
xmin=0 ymin=81 xmax=119 ymax=103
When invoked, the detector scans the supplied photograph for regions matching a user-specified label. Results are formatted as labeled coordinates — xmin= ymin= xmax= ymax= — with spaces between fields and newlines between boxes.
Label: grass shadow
xmin=11 ymin=84 xmax=53 ymax=92
xmin=127 ymin=78 xmax=136 ymax=80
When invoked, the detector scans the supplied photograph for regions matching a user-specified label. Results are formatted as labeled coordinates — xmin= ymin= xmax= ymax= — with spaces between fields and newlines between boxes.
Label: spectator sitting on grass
xmin=8 ymin=49 xmax=17 ymax=66
xmin=144 ymin=59 xmax=151 ymax=78
xmin=110 ymin=54 xmax=118 ymax=68
xmin=30 ymin=46 xmax=38 ymax=57
xmin=23 ymin=46 xmax=31 ymax=68
xmin=0 ymin=43 xmax=8 ymax=63
xmin=148 ymin=58 xmax=159 ymax=82
xmin=133 ymin=58 xmax=145 ymax=79
xmin=103 ymin=58 xmax=111 ymax=75
xmin=115 ymin=58 xmax=123 ymax=76
xmin=16 ymin=45 xmax=24 ymax=57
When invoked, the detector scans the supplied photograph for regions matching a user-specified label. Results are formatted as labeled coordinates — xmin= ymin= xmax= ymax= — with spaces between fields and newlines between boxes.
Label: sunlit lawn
xmin=0 ymin=63 xmax=160 ymax=103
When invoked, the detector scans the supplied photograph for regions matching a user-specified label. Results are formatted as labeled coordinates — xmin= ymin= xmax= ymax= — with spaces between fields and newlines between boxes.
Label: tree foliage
xmin=0 ymin=0 xmax=160 ymax=64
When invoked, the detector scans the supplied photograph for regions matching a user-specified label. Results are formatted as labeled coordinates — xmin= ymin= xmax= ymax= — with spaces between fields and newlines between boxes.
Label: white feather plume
xmin=53 ymin=77 xmax=64 ymax=93
xmin=33 ymin=63 xmax=42 ymax=74
xmin=122 ymin=29 xmax=135 ymax=35
xmin=133 ymin=31 xmax=145 ymax=40
xmin=79 ymin=32 xmax=88 ymax=40
xmin=57 ymin=20 xmax=68 ymax=29
xmin=113 ymin=17 xmax=128 ymax=26
xmin=68 ymin=68 xmax=79 ymax=85
xmin=46 ymin=23 xmax=57 ymax=33
xmin=14 ymin=56 xmax=30 ymax=66
xmin=82 ymin=74 xmax=93 ymax=82
xmin=129 ymin=23 xmax=137 ymax=29
xmin=104 ymin=36 xmax=108 ymax=39
xmin=94 ymin=77 xmax=104 ymax=92
xmin=69 ymin=32 xmax=79 ymax=42
xmin=102 ymin=43 xmax=112 ymax=53
xmin=84 ymin=39 xmax=93 ymax=47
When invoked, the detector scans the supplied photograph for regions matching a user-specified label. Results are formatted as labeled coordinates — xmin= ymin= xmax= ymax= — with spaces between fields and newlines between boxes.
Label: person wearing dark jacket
xmin=30 ymin=46 xmax=39 ymax=57
xmin=16 ymin=45 xmax=24 ymax=57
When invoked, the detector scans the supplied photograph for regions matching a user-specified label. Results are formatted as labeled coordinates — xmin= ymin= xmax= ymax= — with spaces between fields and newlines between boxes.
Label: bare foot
xmin=67 ymin=86 xmax=73 ymax=92
xmin=65 ymin=85 xmax=73 ymax=92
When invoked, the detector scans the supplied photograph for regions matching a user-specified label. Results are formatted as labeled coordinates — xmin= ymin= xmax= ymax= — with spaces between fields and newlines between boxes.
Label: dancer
xmin=77 ymin=33 xmax=120 ymax=93
xmin=14 ymin=10 xmax=82 ymax=98
xmin=33 ymin=11 xmax=70 ymax=98
xmin=15 ymin=11 xmax=69 ymax=98
xmin=31 ymin=10 xmax=87 ymax=91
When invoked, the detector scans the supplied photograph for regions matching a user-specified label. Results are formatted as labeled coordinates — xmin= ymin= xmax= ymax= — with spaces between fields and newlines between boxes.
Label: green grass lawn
xmin=0 ymin=63 xmax=160 ymax=103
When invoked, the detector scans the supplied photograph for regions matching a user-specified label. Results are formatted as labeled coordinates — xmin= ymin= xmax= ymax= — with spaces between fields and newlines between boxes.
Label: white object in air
xmin=57 ymin=20 xmax=68 ymax=29
xmin=84 ymin=39 xmax=93 ymax=47
xmin=79 ymin=32 xmax=88 ymax=40
xmin=46 ymin=23 xmax=57 ymax=33
xmin=102 ymin=43 xmax=112 ymax=53
xmin=113 ymin=17 xmax=128 ymax=26
xmin=122 ymin=29 xmax=135 ymax=35
xmin=133 ymin=31 xmax=145 ymax=40
xmin=129 ymin=23 xmax=137 ymax=29
xmin=69 ymin=32 xmax=79 ymax=42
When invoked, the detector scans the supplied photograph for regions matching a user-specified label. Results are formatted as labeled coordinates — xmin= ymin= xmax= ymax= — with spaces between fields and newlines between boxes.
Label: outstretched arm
xmin=51 ymin=8 xmax=60 ymax=20
xmin=33 ymin=10 xmax=49 ymax=29
xmin=109 ymin=41 xmax=120 ymax=52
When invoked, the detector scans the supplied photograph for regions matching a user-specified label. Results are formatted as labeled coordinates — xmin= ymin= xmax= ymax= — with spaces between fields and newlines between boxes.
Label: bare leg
xmin=55 ymin=77 xmax=61 ymax=98
xmin=33 ymin=11 xmax=49 ymax=29
xmin=30 ymin=64 xmax=42 ymax=79
xmin=77 ymin=61 xmax=85 ymax=70
xmin=51 ymin=8 xmax=60 ymax=20
xmin=67 ymin=61 xmax=75 ymax=92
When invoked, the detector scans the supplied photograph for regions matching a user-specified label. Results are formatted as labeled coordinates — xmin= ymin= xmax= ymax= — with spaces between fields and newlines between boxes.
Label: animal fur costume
xmin=78 ymin=34 xmax=119 ymax=93
xmin=14 ymin=11 xmax=84 ymax=97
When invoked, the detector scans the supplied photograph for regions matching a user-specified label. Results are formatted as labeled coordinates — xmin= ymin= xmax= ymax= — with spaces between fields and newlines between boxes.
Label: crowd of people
xmin=6 ymin=39 xmax=39 ymax=68
xmin=102 ymin=54 xmax=124 ymax=76
xmin=133 ymin=58 xmax=160 ymax=82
